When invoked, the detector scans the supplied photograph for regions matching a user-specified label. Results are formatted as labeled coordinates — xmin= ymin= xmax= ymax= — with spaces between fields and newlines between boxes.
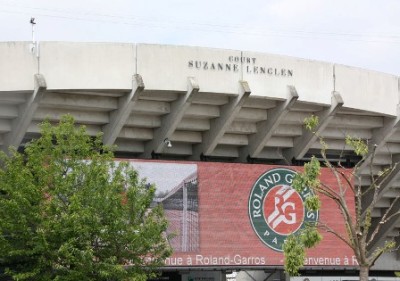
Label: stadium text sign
xmin=188 ymin=56 xmax=294 ymax=77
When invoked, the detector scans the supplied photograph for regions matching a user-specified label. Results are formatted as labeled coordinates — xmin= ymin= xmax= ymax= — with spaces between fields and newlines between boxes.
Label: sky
xmin=0 ymin=0 xmax=399 ymax=75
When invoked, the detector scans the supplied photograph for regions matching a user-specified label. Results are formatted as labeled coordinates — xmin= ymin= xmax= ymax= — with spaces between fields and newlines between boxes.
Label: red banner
xmin=127 ymin=160 xmax=356 ymax=268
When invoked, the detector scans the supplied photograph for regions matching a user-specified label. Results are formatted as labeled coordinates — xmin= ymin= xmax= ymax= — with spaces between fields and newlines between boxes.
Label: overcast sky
xmin=1 ymin=0 xmax=399 ymax=75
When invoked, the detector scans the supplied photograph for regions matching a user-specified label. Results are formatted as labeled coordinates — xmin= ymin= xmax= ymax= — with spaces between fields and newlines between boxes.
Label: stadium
xmin=1 ymin=41 xmax=399 ymax=281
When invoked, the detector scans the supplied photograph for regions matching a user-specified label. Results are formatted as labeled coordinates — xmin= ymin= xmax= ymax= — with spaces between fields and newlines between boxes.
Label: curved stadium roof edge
xmin=1 ymin=42 xmax=399 ymax=113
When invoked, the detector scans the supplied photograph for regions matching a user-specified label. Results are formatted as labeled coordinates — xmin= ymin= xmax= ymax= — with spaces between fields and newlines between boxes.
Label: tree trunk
xmin=359 ymin=265 xmax=369 ymax=281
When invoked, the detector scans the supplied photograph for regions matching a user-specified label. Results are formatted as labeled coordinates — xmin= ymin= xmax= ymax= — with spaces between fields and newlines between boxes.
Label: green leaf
xmin=304 ymin=115 xmax=319 ymax=131
xmin=345 ymin=136 xmax=368 ymax=156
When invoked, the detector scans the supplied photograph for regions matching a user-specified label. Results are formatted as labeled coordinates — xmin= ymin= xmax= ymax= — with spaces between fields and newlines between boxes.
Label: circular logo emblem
xmin=248 ymin=168 xmax=318 ymax=252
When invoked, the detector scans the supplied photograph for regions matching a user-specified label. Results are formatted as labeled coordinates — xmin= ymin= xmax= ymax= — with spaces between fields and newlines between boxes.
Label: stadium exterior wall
xmin=0 ymin=42 xmax=399 ymax=116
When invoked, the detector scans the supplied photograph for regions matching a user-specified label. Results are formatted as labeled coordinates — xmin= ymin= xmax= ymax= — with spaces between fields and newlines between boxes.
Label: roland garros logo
xmin=248 ymin=168 xmax=318 ymax=252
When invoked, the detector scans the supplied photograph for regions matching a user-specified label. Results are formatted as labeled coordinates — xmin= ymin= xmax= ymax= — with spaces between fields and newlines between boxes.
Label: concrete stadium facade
xmin=1 ymin=42 xmax=400 ymax=278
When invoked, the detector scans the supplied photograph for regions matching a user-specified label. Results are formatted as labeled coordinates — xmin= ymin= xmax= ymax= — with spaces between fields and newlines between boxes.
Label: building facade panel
xmin=335 ymin=64 xmax=399 ymax=116
xmin=39 ymin=42 xmax=136 ymax=90
xmin=242 ymin=51 xmax=334 ymax=104
xmin=137 ymin=44 xmax=242 ymax=93
xmin=0 ymin=41 xmax=37 ymax=91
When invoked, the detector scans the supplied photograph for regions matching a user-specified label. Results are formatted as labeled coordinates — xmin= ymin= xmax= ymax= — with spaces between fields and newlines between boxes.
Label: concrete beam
xmin=132 ymin=100 xmax=170 ymax=115
xmin=177 ymin=118 xmax=210 ymax=131
xmin=362 ymin=156 xmax=400 ymax=251
xmin=184 ymin=104 xmax=220 ymax=119
xmin=35 ymin=108 xmax=109 ymax=124
xmin=321 ymin=127 xmax=373 ymax=140
xmin=191 ymin=81 xmax=251 ymax=159
xmin=236 ymin=107 xmax=268 ymax=122
xmin=227 ymin=121 xmax=257 ymax=134
xmin=170 ymin=131 xmax=202 ymax=144
xmin=359 ymin=110 xmax=400 ymax=171
xmin=239 ymin=85 xmax=298 ymax=161
xmin=266 ymin=137 xmax=294 ymax=147
xmin=377 ymin=156 xmax=400 ymax=193
xmin=118 ymin=127 xmax=153 ymax=140
xmin=142 ymin=77 xmax=199 ymax=157
xmin=220 ymin=134 xmax=248 ymax=146
xmin=41 ymin=92 xmax=117 ymax=110
xmin=125 ymin=115 xmax=161 ymax=128
xmin=0 ymin=119 xmax=11 ymax=133
xmin=3 ymin=74 xmax=47 ymax=150
xmin=0 ymin=105 xmax=18 ymax=118
xmin=329 ymin=114 xmax=383 ymax=129
xmin=368 ymin=200 xmax=400 ymax=252
xmin=208 ymin=145 xmax=239 ymax=158
xmin=362 ymin=154 xmax=400 ymax=216
xmin=283 ymin=91 xmax=344 ymax=162
xmin=102 ymin=74 xmax=144 ymax=145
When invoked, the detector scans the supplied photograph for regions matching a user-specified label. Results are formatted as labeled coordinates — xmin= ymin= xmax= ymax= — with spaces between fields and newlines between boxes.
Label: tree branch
xmin=320 ymin=147 xmax=362 ymax=258
xmin=367 ymin=196 xmax=400 ymax=246
xmin=317 ymin=221 xmax=354 ymax=251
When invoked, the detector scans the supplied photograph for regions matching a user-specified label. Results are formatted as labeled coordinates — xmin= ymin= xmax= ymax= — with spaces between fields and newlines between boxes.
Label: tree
xmin=283 ymin=115 xmax=398 ymax=281
xmin=0 ymin=115 xmax=172 ymax=281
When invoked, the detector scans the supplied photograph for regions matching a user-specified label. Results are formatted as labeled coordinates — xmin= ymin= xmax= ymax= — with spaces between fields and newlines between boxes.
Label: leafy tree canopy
xmin=0 ymin=115 xmax=172 ymax=281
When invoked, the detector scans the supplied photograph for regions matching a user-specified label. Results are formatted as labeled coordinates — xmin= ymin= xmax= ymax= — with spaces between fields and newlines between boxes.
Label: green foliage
xmin=292 ymin=157 xmax=321 ymax=192
xmin=364 ymin=209 xmax=372 ymax=232
xmin=283 ymin=235 xmax=305 ymax=276
xmin=300 ymin=226 xmax=322 ymax=248
xmin=345 ymin=136 xmax=368 ymax=156
xmin=304 ymin=157 xmax=321 ymax=188
xmin=369 ymin=240 xmax=396 ymax=266
xmin=304 ymin=115 xmax=319 ymax=131
xmin=382 ymin=240 xmax=396 ymax=251
xmin=0 ymin=115 xmax=172 ymax=280
xmin=285 ymin=155 xmax=322 ymax=275
xmin=304 ymin=195 xmax=321 ymax=211
xmin=377 ymin=167 xmax=391 ymax=177
xmin=283 ymin=226 xmax=322 ymax=276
